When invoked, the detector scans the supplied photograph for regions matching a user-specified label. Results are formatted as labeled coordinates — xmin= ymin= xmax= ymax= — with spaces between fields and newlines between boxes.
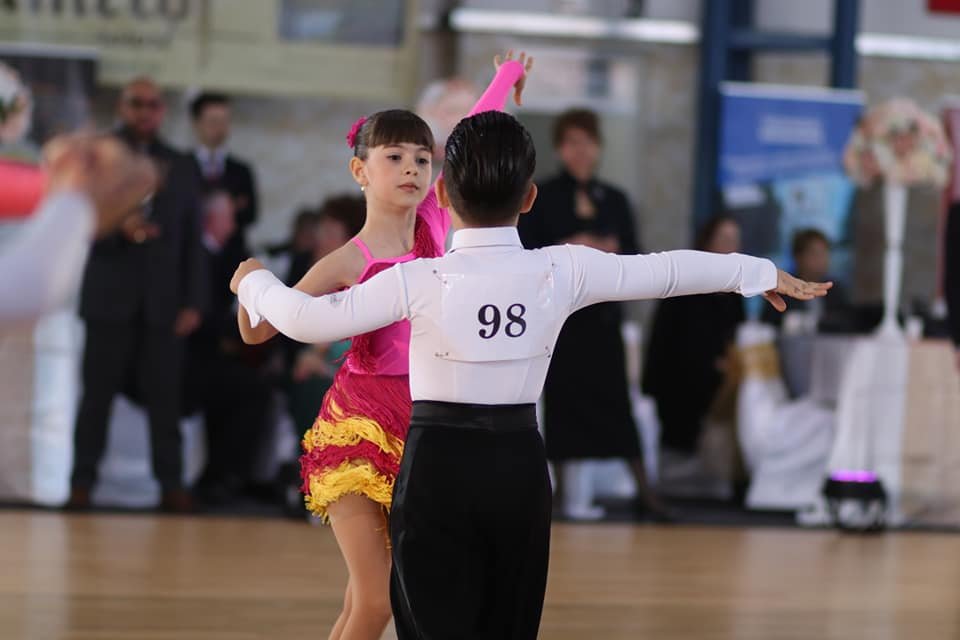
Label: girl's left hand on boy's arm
xmin=762 ymin=269 xmax=833 ymax=312
xmin=230 ymin=258 xmax=267 ymax=294
xmin=494 ymin=50 xmax=534 ymax=106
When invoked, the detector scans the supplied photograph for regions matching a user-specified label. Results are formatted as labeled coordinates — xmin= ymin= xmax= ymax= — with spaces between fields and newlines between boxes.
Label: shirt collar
xmin=202 ymin=232 xmax=224 ymax=254
xmin=449 ymin=226 xmax=523 ymax=252
xmin=196 ymin=145 xmax=226 ymax=163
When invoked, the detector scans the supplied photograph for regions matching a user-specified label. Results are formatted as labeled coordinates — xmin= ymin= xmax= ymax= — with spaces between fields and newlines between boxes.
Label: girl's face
xmin=357 ymin=143 xmax=433 ymax=210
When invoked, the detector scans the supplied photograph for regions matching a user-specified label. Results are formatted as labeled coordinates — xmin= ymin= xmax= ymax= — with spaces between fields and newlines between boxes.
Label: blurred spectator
xmin=761 ymin=228 xmax=852 ymax=332
xmin=416 ymin=77 xmax=480 ymax=162
xmin=518 ymin=108 xmax=666 ymax=520
xmin=0 ymin=135 xmax=156 ymax=322
xmin=261 ymin=208 xmax=322 ymax=284
xmin=284 ymin=195 xmax=365 ymax=431
xmin=286 ymin=195 xmax=366 ymax=286
xmin=185 ymin=190 xmax=272 ymax=506
xmin=643 ymin=216 xmax=745 ymax=457
xmin=946 ymin=112 xmax=960 ymax=368
xmin=67 ymin=77 xmax=206 ymax=513
xmin=189 ymin=92 xmax=258 ymax=262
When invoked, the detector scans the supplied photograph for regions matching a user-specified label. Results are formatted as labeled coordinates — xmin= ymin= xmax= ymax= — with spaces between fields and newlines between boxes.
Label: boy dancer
xmin=231 ymin=111 xmax=830 ymax=639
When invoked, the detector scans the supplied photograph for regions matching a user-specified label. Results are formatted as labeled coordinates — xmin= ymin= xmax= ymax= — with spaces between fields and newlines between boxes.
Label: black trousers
xmin=72 ymin=321 xmax=184 ymax=491
xmin=390 ymin=402 xmax=552 ymax=640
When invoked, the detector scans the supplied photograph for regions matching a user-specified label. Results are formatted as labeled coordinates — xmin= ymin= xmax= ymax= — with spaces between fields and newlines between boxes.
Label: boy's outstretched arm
xmin=563 ymin=246 xmax=831 ymax=312
xmin=231 ymin=258 xmax=408 ymax=344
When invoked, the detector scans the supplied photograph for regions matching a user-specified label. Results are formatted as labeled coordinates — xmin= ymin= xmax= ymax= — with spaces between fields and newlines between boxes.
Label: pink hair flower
xmin=346 ymin=116 xmax=367 ymax=149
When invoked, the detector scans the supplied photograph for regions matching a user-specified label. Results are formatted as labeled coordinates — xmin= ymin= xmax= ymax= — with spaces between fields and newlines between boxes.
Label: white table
xmin=810 ymin=337 xmax=960 ymax=527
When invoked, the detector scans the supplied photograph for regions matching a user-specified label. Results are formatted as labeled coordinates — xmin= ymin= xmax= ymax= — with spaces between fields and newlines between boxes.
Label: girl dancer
xmin=238 ymin=53 xmax=533 ymax=640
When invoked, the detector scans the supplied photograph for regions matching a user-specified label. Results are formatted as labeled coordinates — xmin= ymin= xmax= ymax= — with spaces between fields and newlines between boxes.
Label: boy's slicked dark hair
xmin=353 ymin=109 xmax=435 ymax=160
xmin=443 ymin=111 xmax=536 ymax=225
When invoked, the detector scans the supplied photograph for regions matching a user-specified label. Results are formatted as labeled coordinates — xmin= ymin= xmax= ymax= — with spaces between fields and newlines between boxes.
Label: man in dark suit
xmin=67 ymin=77 xmax=207 ymax=513
xmin=189 ymin=92 xmax=258 ymax=262
xmin=184 ymin=190 xmax=272 ymax=505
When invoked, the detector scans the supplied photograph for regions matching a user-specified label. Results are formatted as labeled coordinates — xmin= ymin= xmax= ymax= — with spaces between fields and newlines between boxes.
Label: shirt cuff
xmin=237 ymin=268 xmax=280 ymax=327
xmin=737 ymin=255 xmax=778 ymax=297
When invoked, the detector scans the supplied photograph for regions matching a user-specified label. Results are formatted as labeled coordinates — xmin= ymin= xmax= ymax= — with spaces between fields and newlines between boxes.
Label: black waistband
xmin=411 ymin=401 xmax=538 ymax=431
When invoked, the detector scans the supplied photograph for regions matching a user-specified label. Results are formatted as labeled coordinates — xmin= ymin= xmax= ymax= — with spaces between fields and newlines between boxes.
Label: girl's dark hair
xmin=352 ymin=109 xmax=435 ymax=160
xmin=443 ymin=111 xmax=537 ymax=226
xmin=694 ymin=215 xmax=739 ymax=251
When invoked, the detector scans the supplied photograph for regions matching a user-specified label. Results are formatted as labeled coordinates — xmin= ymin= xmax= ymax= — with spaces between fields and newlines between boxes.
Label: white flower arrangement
xmin=843 ymin=98 xmax=952 ymax=188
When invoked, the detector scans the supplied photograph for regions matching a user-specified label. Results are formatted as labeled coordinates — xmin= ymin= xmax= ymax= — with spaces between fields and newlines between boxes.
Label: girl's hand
xmin=494 ymin=49 xmax=535 ymax=106
xmin=762 ymin=270 xmax=833 ymax=312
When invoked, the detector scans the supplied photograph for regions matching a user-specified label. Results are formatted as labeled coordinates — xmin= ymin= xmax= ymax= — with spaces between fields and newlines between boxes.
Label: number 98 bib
xmin=437 ymin=263 xmax=555 ymax=363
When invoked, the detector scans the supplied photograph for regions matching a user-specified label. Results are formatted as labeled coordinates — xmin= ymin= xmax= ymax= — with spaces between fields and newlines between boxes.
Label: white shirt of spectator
xmin=239 ymin=226 xmax=778 ymax=405
xmin=195 ymin=146 xmax=226 ymax=179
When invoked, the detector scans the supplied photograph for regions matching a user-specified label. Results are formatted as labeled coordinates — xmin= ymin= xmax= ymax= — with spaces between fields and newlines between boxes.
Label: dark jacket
xmin=79 ymin=127 xmax=207 ymax=329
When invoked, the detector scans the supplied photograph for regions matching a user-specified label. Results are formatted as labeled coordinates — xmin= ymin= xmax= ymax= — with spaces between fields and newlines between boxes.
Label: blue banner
xmin=719 ymin=83 xmax=863 ymax=187
xmin=717 ymin=83 xmax=865 ymax=285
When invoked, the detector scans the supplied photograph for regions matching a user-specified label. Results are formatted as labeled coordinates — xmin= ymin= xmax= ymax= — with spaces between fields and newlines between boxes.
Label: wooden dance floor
xmin=2 ymin=510 xmax=957 ymax=639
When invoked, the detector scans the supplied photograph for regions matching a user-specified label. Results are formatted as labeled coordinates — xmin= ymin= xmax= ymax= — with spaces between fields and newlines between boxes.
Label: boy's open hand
xmin=763 ymin=270 xmax=833 ymax=312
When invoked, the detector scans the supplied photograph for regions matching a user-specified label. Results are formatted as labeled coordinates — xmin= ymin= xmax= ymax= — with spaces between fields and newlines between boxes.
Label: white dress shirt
xmin=239 ymin=226 xmax=778 ymax=405
xmin=195 ymin=146 xmax=227 ymax=179
xmin=0 ymin=191 xmax=94 ymax=324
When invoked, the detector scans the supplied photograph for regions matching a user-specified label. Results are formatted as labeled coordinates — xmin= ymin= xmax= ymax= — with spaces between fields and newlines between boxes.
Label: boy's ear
xmin=435 ymin=175 xmax=451 ymax=208
xmin=518 ymin=182 xmax=538 ymax=215
xmin=349 ymin=156 xmax=367 ymax=188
